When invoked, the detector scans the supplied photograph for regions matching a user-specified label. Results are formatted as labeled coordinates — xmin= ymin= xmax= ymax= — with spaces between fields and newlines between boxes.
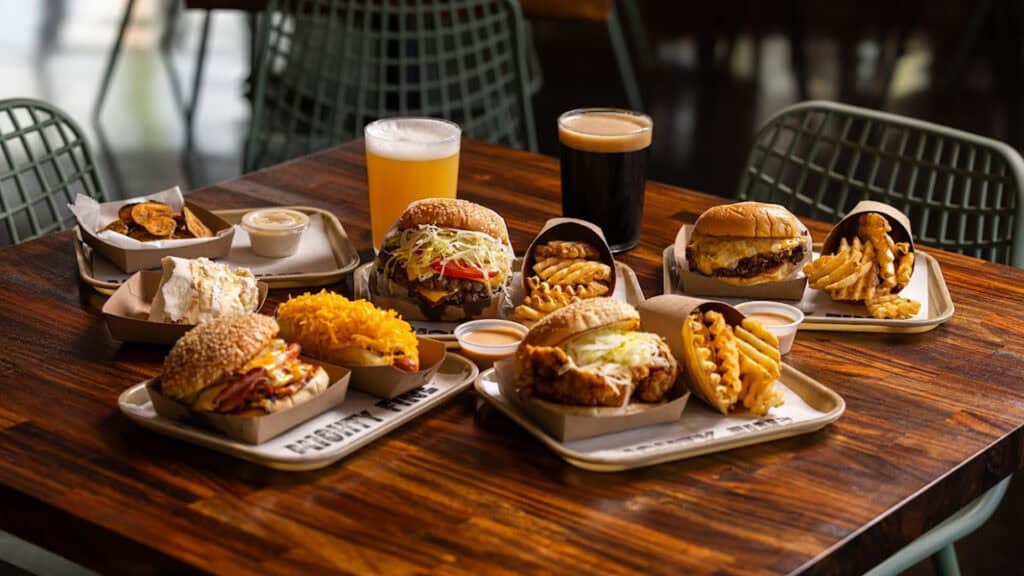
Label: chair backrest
xmin=245 ymin=0 xmax=537 ymax=171
xmin=736 ymin=100 xmax=1024 ymax=267
xmin=0 ymin=99 xmax=106 ymax=246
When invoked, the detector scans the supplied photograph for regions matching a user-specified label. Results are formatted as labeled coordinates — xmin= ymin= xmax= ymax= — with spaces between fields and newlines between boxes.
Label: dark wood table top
xmin=2 ymin=139 xmax=1023 ymax=575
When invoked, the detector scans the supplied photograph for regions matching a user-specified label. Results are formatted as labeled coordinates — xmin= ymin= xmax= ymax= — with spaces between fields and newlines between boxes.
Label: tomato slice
xmin=430 ymin=260 xmax=497 ymax=280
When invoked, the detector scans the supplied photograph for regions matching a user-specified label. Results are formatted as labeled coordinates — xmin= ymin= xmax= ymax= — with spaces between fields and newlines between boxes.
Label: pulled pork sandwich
xmin=686 ymin=202 xmax=808 ymax=286
xmin=515 ymin=298 xmax=678 ymax=411
xmin=373 ymin=198 xmax=513 ymax=316
xmin=159 ymin=313 xmax=328 ymax=415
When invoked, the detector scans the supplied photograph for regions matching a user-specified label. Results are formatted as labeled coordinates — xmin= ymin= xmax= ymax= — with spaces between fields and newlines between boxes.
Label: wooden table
xmin=2 ymin=140 xmax=1023 ymax=575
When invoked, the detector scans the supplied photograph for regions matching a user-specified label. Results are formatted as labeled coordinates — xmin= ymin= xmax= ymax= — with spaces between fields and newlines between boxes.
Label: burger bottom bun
xmin=519 ymin=388 xmax=667 ymax=417
xmin=711 ymin=259 xmax=800 ymax=286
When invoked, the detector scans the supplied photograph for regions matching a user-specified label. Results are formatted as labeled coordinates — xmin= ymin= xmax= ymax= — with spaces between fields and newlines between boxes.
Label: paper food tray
xmin=353 ymin=259 xmax=646 ymax=340
xmin=663 ymin=244 xmax=953 ymax=333
xmin=474 ymin=363 xmax=844 ymax=472
xmin=76 ymin=206 xmax=360 ymax=294
xmin=119 ymin=352 xmax=479 ymax=470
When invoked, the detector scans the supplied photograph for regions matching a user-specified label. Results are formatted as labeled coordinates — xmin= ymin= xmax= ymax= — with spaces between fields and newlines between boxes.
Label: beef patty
xmin=377 ymin=250 xmax=496 ymax=306
xmin=689 ymin=245 xmax=804 ymax=279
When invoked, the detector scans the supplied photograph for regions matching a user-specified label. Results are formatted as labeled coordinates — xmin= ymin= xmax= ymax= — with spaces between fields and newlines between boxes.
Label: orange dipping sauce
xmin=744 ymin=312 xmax=797 ymax=326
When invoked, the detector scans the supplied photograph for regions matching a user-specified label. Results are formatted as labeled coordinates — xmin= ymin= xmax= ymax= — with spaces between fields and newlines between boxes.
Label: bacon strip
xmin=214 ymin=368 xmax=268 ymax=413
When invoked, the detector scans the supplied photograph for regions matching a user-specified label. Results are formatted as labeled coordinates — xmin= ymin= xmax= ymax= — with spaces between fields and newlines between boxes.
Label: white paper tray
xmin=353 ymin=259 xmax=646 ymax=340
xmin=475 ymin=364 xmax=844 ymax=472
xmin=76 ymin=206 xmax=360 ymax=295
xmin=119 ymin=353 xmax=478 ymax=471
xmin=662 ymin=244 xmax=954 ymax=333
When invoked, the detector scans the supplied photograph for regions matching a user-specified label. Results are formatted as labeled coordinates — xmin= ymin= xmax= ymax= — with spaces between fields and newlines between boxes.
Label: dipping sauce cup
xmin=454 ymin=319 xmax=528 ymax=368
xmin=734 ymin=301 xmax=804 ymax=355
xmin=241 ymin=208 xmax=310 ymax=258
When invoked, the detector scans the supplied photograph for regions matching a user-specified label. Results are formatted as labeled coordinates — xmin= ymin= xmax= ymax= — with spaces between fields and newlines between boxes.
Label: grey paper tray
xmin=119 ymin=352 xmax=478 ymax=471
xmin=76 ymin=206 xmax=360 ymax=295
xmin=475 ymin=363 xmax=844 ymax=472
xmin=662 ymin=244 xmax=954 ymax=333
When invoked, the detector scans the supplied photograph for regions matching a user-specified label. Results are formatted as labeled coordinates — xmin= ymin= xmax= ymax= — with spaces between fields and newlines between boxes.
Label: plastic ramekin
xmin=241 ymin=208 xmax=310 ymax=258
xmin=454 ymin=319 xmax=529 ymax=368
xmin=734 ymin=301 xmax=805 ymax=355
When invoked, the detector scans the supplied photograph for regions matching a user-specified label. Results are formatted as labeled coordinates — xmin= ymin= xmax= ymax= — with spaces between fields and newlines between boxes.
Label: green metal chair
xmin=0 ymin=99 xmax=107 ymax=247
xmin=736 ymin=100 xmax=1024 ymax=267
xmin=864 ymin=476 xmax=1012 ymax=576
xmin=245 ymin=0 xmax=537 ymax=172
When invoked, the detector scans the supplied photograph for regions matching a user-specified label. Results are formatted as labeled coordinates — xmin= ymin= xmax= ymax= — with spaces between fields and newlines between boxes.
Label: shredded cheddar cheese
xmin=276 ymin=291 xmax=419 ymax=366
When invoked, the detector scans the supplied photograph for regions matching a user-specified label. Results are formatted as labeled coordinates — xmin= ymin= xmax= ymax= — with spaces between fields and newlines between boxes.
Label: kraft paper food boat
xmin=474 ymin=293 xmax=845 ymax=471
xmin=145 ymin=359 xmax=351 ymax=445
xmin=664 ymin=200 xmax=953 ymax=333
xmin=72 ymin=188 xmax=235 ymax=273
xmin=492 ymin=360 xmax=690 ymax=442
xmin=101 ymin=270 xmax=270 ymax=345
xmin=119 ymin=352 xmax=479 ymax=470
xmin=75 ymin=206 xmax=360 ymax=294
xmin=344 ymin=337 xmax=447 ymax=399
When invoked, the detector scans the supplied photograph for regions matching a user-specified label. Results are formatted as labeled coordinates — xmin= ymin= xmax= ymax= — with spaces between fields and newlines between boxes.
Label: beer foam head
xmin=558 ymin=109 xmax=652 ymax=153
xmin=365 ymin=118 xmax=461 ymax=161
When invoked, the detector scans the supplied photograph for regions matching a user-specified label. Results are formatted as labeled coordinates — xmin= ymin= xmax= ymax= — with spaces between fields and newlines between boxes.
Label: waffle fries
xmin=513 ymin=241 xmax=613 ymax=325
xmin=804 ymin=213 xmax=919 ymax=320
xmin=865 ymin=294 xmax=921 ymax=319
xmin=681 ymin=310 xmax=783 ymax=416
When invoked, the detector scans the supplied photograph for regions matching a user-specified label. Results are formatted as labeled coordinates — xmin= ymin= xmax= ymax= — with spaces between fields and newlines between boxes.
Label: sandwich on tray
xmin=372 ymin=198 xmax=514 ymax=319
xmin=515 ymin=298 xmax=679 ymax=414
xmin=686 ymin=202 xmax=809 ymax=286
xmin=159 ymin=313 xmax=329 ymax=415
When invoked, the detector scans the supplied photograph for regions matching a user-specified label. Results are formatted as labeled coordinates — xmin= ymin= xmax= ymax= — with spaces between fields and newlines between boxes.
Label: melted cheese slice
xmin=418 ymin=289 xmax=452 ymax=303
xmin=689 ymin=237 xmax=803 ymax=274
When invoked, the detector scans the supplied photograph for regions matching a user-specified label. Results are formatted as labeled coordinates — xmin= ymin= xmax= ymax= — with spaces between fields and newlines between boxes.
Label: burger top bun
xmin=522 ymin=298 xmax=639 ymax=348
xmin=160 ymin=313 xmax=278 ymax=401
xmin=397 ymin=198 xmax=509 ymax=244
xmin=692 ymin=202 xmax=801 ymax=239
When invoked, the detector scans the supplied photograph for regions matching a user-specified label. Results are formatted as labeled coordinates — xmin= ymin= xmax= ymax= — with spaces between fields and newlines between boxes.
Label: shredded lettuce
xmin=563 ymin=329 xmax=670 ymax=370
xmin=382 ymin=224 xmax=513 ymax=282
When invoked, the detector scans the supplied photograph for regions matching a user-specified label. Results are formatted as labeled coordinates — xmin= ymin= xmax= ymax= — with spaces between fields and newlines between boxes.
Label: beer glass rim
xmin=364 ymin=116 xmax=462 ymax=143
xmin=557 ymin=108 xmax=653 ymax=136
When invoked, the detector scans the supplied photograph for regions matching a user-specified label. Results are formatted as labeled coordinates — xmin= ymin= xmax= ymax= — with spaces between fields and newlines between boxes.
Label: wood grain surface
xmin=1 ymin=139 xmax=1023 ymax=575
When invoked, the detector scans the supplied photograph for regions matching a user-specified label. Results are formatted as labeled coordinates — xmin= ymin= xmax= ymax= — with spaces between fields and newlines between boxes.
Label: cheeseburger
xmin=686 ymin=202 xmax=808 ymax=285
xmin=374 ymin=198 xmax=513 ymax=315
xmin=515 ymin=298 xmax=678 ymax=411
xmin=159 ymin=313 xmax=329 ymax=415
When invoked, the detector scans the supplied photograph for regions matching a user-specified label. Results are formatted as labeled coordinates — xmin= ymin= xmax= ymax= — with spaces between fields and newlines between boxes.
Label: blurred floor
xmin=0 ymin=1 xmax=1021 ymax=575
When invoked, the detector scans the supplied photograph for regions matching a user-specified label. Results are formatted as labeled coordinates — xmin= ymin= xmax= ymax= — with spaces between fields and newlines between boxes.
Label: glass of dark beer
xmin=558 ymin=108 xmax=653 ymax=253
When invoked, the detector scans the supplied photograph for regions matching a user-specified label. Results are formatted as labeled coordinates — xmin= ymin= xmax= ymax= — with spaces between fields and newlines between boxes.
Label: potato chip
xmin=183 ymin=206 xmax=213 ymax=238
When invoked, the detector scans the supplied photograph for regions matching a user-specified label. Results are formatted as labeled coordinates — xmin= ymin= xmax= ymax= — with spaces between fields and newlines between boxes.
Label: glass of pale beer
xmin=365 ymin=117 xmax=461 ymax=250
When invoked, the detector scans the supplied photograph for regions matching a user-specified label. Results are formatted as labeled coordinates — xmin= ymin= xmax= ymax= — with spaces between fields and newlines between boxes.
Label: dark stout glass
xmin=558 ymin=108 xmax=653 ymax=253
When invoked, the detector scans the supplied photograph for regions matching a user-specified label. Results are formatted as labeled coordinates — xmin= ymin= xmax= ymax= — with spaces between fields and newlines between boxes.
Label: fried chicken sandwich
xmin=159 ymin=313 xmax=328 ymax=415
xmin=514 ymin=298 xmax=679 ymax=412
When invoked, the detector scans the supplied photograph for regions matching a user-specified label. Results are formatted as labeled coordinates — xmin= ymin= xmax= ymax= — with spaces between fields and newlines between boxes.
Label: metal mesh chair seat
xmin=0 ymin=99 xmax=106 ymax=247
xmin=246 ymin=0 xmax=537 ymax=171
xmin=736 ymin=101 xmax=1024 ymax=267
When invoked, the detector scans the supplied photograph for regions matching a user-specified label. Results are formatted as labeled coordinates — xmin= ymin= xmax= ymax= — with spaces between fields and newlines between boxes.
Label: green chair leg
xmin=864 ymin=475 xmax=1011 ymax=576
xmin=932 ymin=544 xmax=961 ymax=576
xmin=607 ymin=9 xmax=643 ymax=111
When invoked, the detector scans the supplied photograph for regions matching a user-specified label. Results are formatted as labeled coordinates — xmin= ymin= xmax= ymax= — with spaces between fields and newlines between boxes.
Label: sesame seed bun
xmin=692 ymin=202 xmax=801 ymax=239
xmin=397 ymin=198 xmax=509 ymax=243
xmin=521 ymin=298 xmax=639 ymax=348
xmin=160 ymin=313 xmax=278 ymax=401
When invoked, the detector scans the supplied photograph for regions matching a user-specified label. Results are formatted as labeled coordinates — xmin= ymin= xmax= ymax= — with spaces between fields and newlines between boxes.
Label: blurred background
xmin=0 ymin=1 xmax=1021 ymax=574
